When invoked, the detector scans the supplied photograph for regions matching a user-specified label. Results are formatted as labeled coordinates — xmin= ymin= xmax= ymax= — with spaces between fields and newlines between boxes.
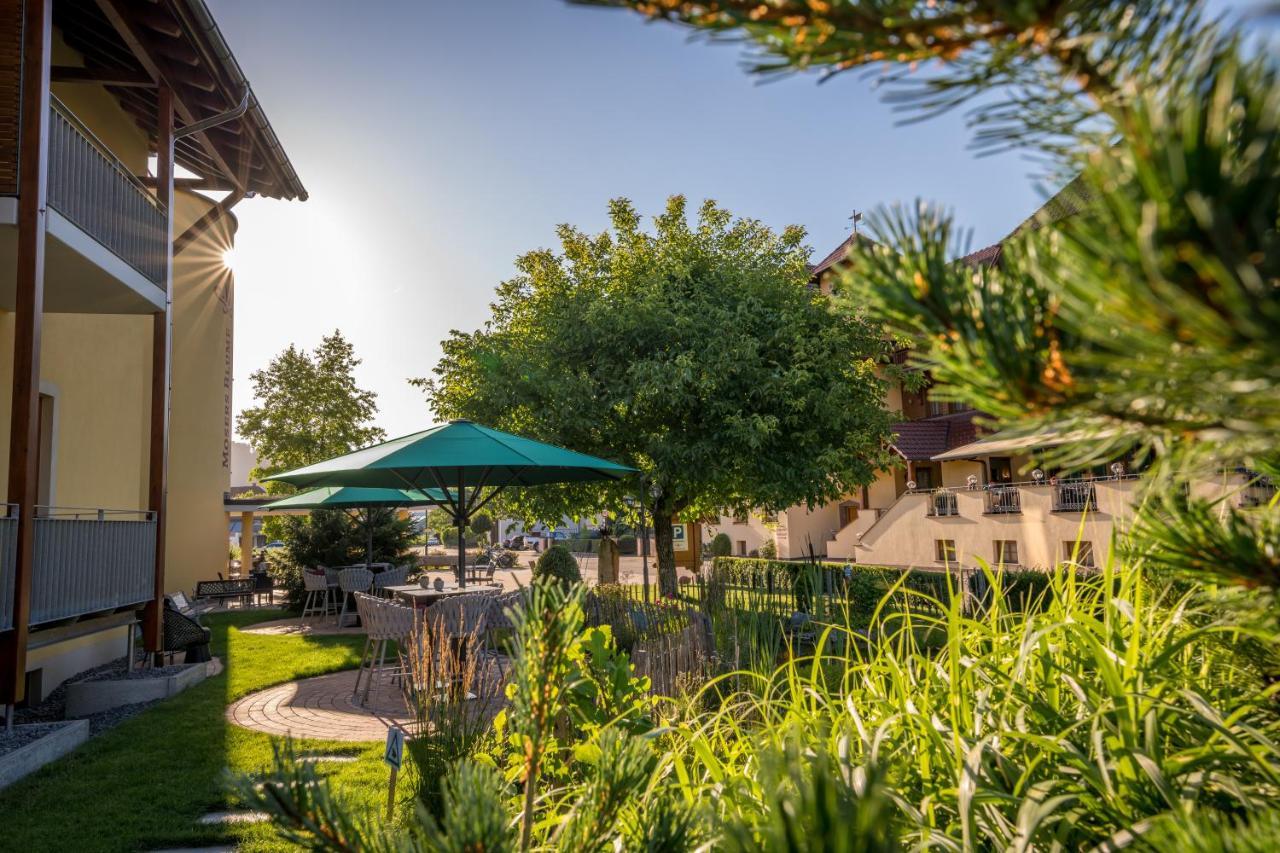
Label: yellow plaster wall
xmin=165 ymin=192 xmax=234 ymax=596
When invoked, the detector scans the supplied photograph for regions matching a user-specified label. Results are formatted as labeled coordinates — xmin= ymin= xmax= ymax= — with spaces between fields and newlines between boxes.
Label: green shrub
xmin=618 ymin=534 xmax=637 ymax=555
xmin=532 ymin=545 xmax=582 ymax=587
xmin=711 ymin=533 xmax=733 ymax=558
xmin=758 ymin=538 xmax=777 ymax=559
xmin=270 ymin=506 xmax=417 ymax=611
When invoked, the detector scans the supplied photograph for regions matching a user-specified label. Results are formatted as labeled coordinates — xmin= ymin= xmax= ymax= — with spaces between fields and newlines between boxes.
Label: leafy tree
xmin=418 ymin=197 xmax=892 ymax=595
xmin=469 ymin=512 xmax=494 ymax=544
xmin=710 ymin=532 xmax=733 ymax=558
xmin=237 ymin=331 xmax=387 ymax=542
xmin=578 ymin=1 xmax=1280 ymax=597
xmin=237 ymin=330 xmax=385 ymax=487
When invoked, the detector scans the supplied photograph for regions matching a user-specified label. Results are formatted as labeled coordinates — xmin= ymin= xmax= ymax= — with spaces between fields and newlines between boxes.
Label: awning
xmin=930 ymin=429 xmax=1102 ymax=461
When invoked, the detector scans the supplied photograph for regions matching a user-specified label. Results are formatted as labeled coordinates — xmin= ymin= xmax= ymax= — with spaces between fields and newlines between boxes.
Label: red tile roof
xmin=809 ymin=232 xmax=875 ymax=281
xmin=890 ymin=412 xmax=979 ymax=460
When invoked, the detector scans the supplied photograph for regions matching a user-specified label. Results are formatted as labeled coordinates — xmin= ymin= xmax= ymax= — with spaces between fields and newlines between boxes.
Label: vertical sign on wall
xmin=221 ymin=280 xmax=233 ymax=472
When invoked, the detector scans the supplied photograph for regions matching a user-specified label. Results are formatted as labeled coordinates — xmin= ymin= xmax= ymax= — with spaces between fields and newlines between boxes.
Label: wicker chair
xmin=479 ymin=589 xmax=525 ymax=678
xmin=302 ymin=569 xmax=336 ymax=623
xmin=352 ymin=592 xmax=415 ymax=706
xmin=337 ymin=567 xmax=374 ymax=627
xmin=162 ymin=598 xmax=211 ymax=663
xmin=371 ymin=566 xmax=409 ymax=598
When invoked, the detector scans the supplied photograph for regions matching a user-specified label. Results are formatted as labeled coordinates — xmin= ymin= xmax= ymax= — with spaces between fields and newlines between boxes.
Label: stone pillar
xmin=240 ymin=512 xmax=254 ymax=575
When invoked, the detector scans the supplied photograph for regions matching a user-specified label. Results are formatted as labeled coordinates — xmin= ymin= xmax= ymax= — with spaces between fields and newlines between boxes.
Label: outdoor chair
xmin=161 ymin=597 xmax=211 ymax=664
xmin=371 ymin=566 xmax=409 ymax=597
xmin=302 ymin=568 xmax=336 ymax=623
xmin=251 ymin=571 xmax=274 ymax=606
xmin=352 ymin=592 xmax=415 ymax=706
xmin=337 ymin=567 xmax=374 ymax=627
xmin=467 ymin=564 xmax=497 ymax=584
xmin=168 ymin=590 xmax=216 ymax=619
xmin=323 ymin=566 xmax=342 ymax=591
xmin=479 ymin=589 xmax=524 ymax=679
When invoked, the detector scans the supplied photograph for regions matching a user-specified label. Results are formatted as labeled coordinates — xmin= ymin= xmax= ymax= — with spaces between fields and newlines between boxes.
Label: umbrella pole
xmin=456 ymin=475 xmax=467 ymax=589
xmin=366 ymin=508 xmax=374 ymax=566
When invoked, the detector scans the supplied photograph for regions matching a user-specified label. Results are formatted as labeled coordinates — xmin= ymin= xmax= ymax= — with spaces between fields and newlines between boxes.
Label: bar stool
xmin=301 ymin=568 xmax=335 ymax=623
xmin=337 ymin=567 xmax=373 ymax=627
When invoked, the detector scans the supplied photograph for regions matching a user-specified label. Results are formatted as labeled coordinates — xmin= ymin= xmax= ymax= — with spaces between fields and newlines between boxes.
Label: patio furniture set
xmin=300 ymin=564 xmax=415 ymax=626
xmin=349 ymin=587 xmax=522 ymax=708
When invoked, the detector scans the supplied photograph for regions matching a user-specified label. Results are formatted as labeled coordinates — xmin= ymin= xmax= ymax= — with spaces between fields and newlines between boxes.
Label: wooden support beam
xmin=93 ymin=0 xmax=244 ymax=192
xmin=134 ymin=174 xmax=235 ymax=192
xmin=51 ymin=64 xmax=155 ymax=86
xmin=1 ymin=0 xmax=52 ymax=707
xmin=174 ymin=187 xmax=243 ymax=255
xmin=141 ymin=85 xmax=174 ymax=660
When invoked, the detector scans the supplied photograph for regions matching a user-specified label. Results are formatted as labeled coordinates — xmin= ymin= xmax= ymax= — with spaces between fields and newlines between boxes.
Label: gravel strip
xmin=0 ymin=723 xmax=68 ymax=757
xmin=13 ymin=655 xmax=201 ymax=736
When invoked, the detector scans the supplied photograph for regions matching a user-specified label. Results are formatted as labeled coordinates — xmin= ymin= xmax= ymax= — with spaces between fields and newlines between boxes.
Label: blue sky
xmin=208 ymin=0 xmax=1248 ymax=440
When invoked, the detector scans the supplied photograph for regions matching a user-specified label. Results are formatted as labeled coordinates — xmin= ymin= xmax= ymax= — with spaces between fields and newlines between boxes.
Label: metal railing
xmin=1054 ymin=480 xmax=1097 ymax=512
xmin=0 ymin=505 xmax=17 ymax=632
xmin=926 ymin=490 xmax=959 ymax=517
xmin=28 ymin=507 xmax=156 ymax=626
xmin=984 ymin=485 xmax=1022 ymax=514
xmin=47 ymin=97 xmax=166 ymax=286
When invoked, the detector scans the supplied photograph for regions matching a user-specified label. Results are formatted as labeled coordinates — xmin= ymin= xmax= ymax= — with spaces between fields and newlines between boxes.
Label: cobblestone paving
xmin=226 ymin=670 xmax=412 ymax=742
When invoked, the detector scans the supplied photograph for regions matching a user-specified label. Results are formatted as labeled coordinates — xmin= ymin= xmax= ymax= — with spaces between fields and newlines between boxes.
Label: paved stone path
xmin=226 ymin=669 xmax=413 ymax=742
xmin=239 ymin=618 xmax=365 ymax=637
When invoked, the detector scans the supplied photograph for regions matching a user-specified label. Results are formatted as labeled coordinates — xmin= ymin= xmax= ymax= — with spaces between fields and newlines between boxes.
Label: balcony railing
xmin=984 ymin=485 xmax=1022 ymax=515
xmin=27 ymin=507 xmax=156 ymax=627
xmin=926 ymin=490 xmax=959 ymax=517
xmin=47 ymin=97 xmax=166 ymax=286
xmin=1054 ymin=480 xmax=1098 ymax=512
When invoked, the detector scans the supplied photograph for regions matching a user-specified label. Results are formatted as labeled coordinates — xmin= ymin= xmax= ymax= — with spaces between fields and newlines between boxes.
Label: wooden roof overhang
xmin=52 ymin=0 xmax=306 ymax=201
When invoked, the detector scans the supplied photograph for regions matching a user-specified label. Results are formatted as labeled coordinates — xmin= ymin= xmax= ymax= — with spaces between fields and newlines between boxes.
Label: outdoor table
xmin=386 ymin=583 xmax=499 ymax=609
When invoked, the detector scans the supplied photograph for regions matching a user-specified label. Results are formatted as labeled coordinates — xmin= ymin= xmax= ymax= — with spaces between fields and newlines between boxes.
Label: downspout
xmin=170 ymin=90 xmax=250 ymax=255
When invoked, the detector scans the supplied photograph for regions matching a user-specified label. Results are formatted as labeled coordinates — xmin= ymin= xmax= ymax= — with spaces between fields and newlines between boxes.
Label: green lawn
xmin=0 ymin=610 xmax=402 ymax=853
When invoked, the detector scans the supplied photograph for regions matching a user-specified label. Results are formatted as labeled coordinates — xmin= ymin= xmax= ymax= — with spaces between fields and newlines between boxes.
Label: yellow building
xmin=724 ymin=216 xmax=1276 ymax=569
xmin=0 ymin=0 xmax=304 ymax=709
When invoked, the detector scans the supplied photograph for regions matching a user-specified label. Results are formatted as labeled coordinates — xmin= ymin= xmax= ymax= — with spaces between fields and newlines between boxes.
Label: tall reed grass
xmin=241 ymin=561 xmax=1280 ymax=850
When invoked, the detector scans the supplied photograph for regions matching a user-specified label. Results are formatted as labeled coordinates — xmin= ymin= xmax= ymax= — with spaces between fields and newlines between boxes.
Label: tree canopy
xmin=237 ymin=330 xmax=385 ymax=489
xmin=418 ymin=196 xmax=892 ymax=593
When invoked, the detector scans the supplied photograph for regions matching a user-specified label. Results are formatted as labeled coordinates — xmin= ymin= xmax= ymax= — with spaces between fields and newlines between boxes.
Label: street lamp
xmin=627 ymin=481 xmax=661 ymax=603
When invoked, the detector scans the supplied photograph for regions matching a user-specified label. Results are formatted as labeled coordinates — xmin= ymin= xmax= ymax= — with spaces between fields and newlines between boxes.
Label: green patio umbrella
xmin=266 ymin=420 xmax=637 ymax=586
xmin=262 ymin=486 xmax=449 ymax=567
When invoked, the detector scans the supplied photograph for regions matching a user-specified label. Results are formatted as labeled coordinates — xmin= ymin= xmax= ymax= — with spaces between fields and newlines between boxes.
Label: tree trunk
xmin=653 ymin=508 xmax=678 ymax=597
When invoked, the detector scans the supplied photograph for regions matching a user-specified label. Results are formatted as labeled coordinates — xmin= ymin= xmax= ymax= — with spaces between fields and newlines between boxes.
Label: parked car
xmin=426 ymin=534 xmax=441 ymax=546
xmin=503 ymin=534 xmax=526 ymax=550
xmin=264 ymin=540 xmax=284 ymax=550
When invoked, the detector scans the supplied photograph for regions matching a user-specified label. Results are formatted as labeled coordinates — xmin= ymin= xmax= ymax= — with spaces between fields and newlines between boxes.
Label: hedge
xmin=706 ymin=557 xmax=1068 ymax=619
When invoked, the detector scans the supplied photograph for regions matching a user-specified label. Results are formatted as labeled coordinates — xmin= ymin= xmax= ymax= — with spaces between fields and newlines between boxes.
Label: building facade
xmin=0 ymin=0 xmax=303 ymax=709
xmin=714 ymin=213 xmax=1275 ymax=569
